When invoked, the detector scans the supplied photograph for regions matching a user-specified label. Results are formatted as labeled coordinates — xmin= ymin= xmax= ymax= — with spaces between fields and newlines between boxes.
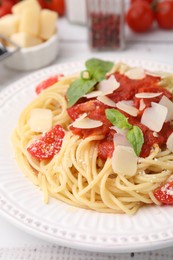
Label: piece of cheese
xmin=40 ymin=9 xmax=58 ymax=40
xmin=0 ymin=15 xmax=19 ymax=37
xmin=112 ymin=146 xmax=138 ymax=176
xmin=19 ymin=9 xmax=40 ymax=36
xmin=116 ymin=100 xmax=139 ymax=117
xmin=12 ymin=0 xmax=41 ymax=16
xmin=11 ymin=32 xmax=42 ymax=48
xmin=159 ymin=95 xmax=173 ymax=122
xmin=28 ymin=108 xmax=53 ymax=132
xmin=125 ymin=67 xmax=145 ymax=80
xmin=141 ymin=102 xmax=167 ymax=132
xmin=97 ymin=95 xmax=117 ymax=107
xmin=72 ymin=115 xmax=103 ymax=129
xmin=98 ymin=75 xmax=120 ymax=95
xmin=166 ymin=132 xmax=173 ymax=153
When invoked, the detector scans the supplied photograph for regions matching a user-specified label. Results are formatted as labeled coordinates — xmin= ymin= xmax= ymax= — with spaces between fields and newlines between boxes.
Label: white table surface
xmin=1 ymin=17 xmax=173 ymax=260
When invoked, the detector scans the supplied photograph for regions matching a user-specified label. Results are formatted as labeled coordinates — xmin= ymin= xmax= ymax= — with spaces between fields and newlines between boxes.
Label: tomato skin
xmin=155 ymin=1 xmax=173 ymax=29
xmin=67 ymin=100 xmax=111 ymax=138
xmin=35 ymin=74 xmax=64 ymax=94
xmin=154 ymin=181 xmax=173 ymax=204
xmin=126 ymin=1 xmax=154 ymax=32
xmin=27 ymin=125 xmax=65 ymax=160
xmin=44 ymin=0 xmax=65 ymax=16
xmin=130 ymin=0 xmax=153 ymax=4
xmin=37 ymin=0 xmax=47 ymax=8
xmin=0 ymin=1 xmax=13 ymax=17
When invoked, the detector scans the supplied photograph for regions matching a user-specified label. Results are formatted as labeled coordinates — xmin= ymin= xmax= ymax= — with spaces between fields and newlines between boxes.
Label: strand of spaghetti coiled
xmin=12 ymin=71 xmax=173 ymax=215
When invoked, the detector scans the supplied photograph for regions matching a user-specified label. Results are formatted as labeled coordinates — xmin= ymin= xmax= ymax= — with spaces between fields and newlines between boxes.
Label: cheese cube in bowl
xmin=4 ymin=32 xmax=59 ymax=71
xmin=1 ymin=0 xmax=59 ymax=71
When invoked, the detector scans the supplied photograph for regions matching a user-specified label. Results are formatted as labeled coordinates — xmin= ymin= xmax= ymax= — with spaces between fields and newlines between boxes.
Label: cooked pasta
xmin=12 ymin=59 xmax=173 ymax=215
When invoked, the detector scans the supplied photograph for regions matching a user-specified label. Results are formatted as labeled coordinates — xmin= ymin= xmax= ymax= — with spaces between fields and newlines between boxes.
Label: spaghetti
xmin=12 ymin=59 xmax=173 ymax=215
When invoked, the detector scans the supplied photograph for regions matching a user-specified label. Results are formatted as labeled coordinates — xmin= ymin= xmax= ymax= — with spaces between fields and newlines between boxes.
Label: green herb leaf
xmin=105 ymin=109 xmax=132 ymax=130
xmin=66 ymin=78 xmax=97 ymax=107
xmin=106 ymin=109 xmax=144 ymax=156
xmin=86 ymin=58 xmax=114 ymax=81
xmin=127 ymin=126 xmax=144 ymax=156
xmin=66 ymin=58 xmax=114 ymax=107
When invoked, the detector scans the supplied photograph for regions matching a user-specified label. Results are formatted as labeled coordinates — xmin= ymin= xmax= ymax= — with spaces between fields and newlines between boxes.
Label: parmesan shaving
xmin=135 ymin=92 xmax=162 ymax=99
xmin=112 ymin=145 xmax=138 ymax=176
xmin=139 ymin=99 xmax=146 ymax=111
xmin=98 ymin=75 xmax=120 ymax=95
xmin=97 ymin=95 xmax=116 ymax=107
xmin=72 ymin=117 xmax=103 ymax=129
xmin=116 ymin=100 xmax=139 ymax=117
xmin=125 ymin=67 xmax=145 ymax=80
xmin=84 ymin=91 xmax=102 ymax=99
xmin=166 ymin=132 xmax=173 ymax=153
xmin=113 ymin=133 xmax=131 ymax=147
xmin=110 ymin=126 xmax=128 ymax=135
xmin=159 ymin=95 xmax=173 ymax=122
xmin=28 ymin=108 xmax=52 ymax=132
xmin=141 ymin=102 xmax=168 ymax=132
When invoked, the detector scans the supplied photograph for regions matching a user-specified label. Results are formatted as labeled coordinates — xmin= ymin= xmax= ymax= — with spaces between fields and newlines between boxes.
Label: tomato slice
xmin=27 ymin=125 xmax=65 ymax=160
xmin=35 ymin=74 xmax=64 ymax=95
xmin=154 ymin=180 xmax=173 ymax=205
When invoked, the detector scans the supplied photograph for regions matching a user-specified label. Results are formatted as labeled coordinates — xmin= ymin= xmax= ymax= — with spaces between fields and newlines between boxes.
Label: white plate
xmin=1 ymin=59 xmax=173 ymax=253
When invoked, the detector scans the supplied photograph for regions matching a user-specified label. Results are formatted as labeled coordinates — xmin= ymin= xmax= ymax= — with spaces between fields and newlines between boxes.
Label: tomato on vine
xmin=155 ymin=0 xmax=173 ymax=29
xmin=38 ymin=0 xmax=65 ymax=16
xmin=126 ymin=1 xmax=154 ymax=33
xmin=0 ymin=0 xmax=13 ymax=17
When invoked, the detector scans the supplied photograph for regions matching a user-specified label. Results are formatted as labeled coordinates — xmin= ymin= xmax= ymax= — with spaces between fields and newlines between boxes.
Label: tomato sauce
xmin=67 ymin=72 xmax=173 ymax=160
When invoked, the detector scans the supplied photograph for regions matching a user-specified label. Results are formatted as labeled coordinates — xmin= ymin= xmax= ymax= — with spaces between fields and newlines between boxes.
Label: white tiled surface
xmin=1 ymin=17 xmax=173 ymax=259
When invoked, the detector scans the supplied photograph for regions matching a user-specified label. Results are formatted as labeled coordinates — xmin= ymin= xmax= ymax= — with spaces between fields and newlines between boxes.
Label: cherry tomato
xmin=155 ymin=1 xmax=173 ymax=29
xmin=37 ymin=0 xmax=47 ymax=8
xmin=27 ymin=125 xmax=65 ymax=160
xmin=154 ymin=180 xmax=173 ymax=205
xmin=44 ymin=0 xmax=65 ymax=16
xmin=0 ymin=1 xmax=13 ymax=17
xmin=35 ymin=74 xmax=64 ymax=95
xmin=126 ymin=1 xmax=154 ymax=32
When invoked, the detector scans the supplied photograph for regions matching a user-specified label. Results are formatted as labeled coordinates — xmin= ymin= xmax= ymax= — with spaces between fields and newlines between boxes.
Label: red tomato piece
xmin=155 ymin=1 xmax=173 ymax=29
xmin=67 ymin=100 xmax=111 ymax=138
xmin=27 ymin=125 xmax=65 ymax=160
xmin=154 ymin=180 xmax=173 ymax=205
xmin=98 ymin=140 xmax=114 ymax=160
xmin=35 ymin=74 xmax=64 ymax=94
xmin=37 ymin=0 xmax=47 ymax=8
xmin=126 ymin=1 xmax=154 ymax=32
xmin=0 ymin=1 xmax=13 ymax=17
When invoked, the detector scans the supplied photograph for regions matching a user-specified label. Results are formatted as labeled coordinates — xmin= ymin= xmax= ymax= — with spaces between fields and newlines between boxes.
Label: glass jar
xmin=86 ymin=0 xmax=125 ymax=50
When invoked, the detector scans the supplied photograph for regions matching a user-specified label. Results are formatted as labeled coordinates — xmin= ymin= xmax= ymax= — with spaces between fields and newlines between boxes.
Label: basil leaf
xmin=105 ymin=109 xmax=132 ymax=130
xmin=127 ymin=126 xmax=144 ymax=156
xmin=86 ymin=58 xmax=114 ymax=81
xmin=66 ymin=78 xmax=97 ymax=107
xmin=67 ymin=58 xmax=114 ymax=107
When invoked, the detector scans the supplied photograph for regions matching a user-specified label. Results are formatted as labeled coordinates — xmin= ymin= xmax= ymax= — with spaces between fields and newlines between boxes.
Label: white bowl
xmin=4 ymin=33 xmax=59 ymax=71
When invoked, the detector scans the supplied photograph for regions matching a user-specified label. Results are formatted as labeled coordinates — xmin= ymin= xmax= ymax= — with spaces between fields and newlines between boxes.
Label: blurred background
xmin=0 ymin=0 xmax=173 ymax=87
